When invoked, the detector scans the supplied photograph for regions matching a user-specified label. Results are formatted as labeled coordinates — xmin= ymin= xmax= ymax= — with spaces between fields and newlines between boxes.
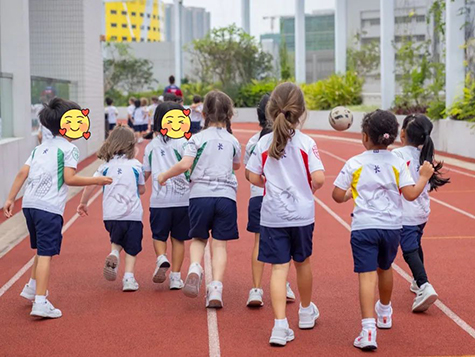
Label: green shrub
xmin=181 ymin=82 xmax=218 ymax=105
xmin=448 ymin=75 xmax=475 ymax=122
xmin=301 ymin=71 xmax=363 ymax=110
xmin=235 ymin=80 xmax=279 ymax=107
xmin=427 ymin=99 xmax=446 ymax=120
xmin=104 ymin=88 xmax=163 ymax=107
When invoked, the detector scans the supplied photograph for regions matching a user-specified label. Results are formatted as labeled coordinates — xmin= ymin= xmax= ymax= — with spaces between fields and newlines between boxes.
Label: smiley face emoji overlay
xmin=59 ymin=108 xmax=91 ymax=140
xmin=160 ymin=109 xmax=192 ymax=140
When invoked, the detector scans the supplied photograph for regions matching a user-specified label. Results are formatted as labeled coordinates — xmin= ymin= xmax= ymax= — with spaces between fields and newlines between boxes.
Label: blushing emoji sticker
xmin=160 ymin=109 xmax=192 ymax=140
xmin=59 ymin=108 xmax=91 ymax=140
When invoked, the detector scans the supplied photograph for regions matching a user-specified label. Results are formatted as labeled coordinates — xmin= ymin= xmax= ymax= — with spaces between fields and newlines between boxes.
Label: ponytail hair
xmin=402 ymin=114 xmax=450 ymax=191
xmin=267 ymin=82 xmax=306 ymax=159
xmin=202 ymin=90 xmax=234 ymax=134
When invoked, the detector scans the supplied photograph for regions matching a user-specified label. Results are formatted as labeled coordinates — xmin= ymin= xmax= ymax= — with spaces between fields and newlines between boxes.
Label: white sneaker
xmin=269 ymin=327 xmax=295 ymax=346
xmin=206 ymin=282 xmax=223 ymax=308
xmin=152 ymin=255 xmax=170 ymax=283
xmin=183 ymin=263 xmax=203 ymax=298
xmin=31 ymin=299 xmax=62 ymax=319
xmin=410 ymin=280 xmax=419 ymax=294
xmin=375 ymin=300 xmax=393 ymax=329
xmin=138 ymin=137 xmax=144 ymax=143
xmin=353 ymin=328 xmax=377 ymax=350
xmin=298 ymin=302 xmax=320 ymax=329
xmin=169 ymin=274 xmax=184 ymax=290
xmin=247 ymin=288 xmax=264 ymax=307
xmin=123 ymin=277 xmax=139 ymax=292
xmin=286 ymin=282 xmax=295 ymax=302
xmin=412 ymin=283 xmax=438 ymax=312
xmin=103 ymin=253 xmax=119 ymax=281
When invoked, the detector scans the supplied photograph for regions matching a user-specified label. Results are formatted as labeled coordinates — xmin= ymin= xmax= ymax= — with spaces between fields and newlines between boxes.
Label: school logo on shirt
xmin=374 ymin=165 xmax=381 ymax=174
xmin=312 ymin=145 xmax=320 ymax=160
xmin=72 ymin=147 xmax=79 ymax=161
xmin=218 ymin=143 xmax=224 ymax=150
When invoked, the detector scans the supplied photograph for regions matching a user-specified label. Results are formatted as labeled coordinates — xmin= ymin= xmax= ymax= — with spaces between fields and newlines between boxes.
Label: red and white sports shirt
xmin=246 ymin=130 xmax=324 ymax=228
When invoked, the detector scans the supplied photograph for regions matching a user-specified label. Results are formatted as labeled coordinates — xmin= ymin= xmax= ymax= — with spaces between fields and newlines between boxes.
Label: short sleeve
xmin=334 ymin=161 xmax=353 ymax=190
xmin=307 ymin=140 xmax=325 ymax=173
xmin=114 ymin=106 xmax=119 ymax=115
xmin=243 ymin=141 xmax=254 ymax=166
xmin=233 ymin=138 xmax=242 ymax=164
xmin=143 ymin=144 xmax=152 ymax=172
xmin=25 ymin=148 xmax=37 ymax=166
xmin=137 ymin=164 xmax=146 ymax=185
xmin=184 ymin=136 xmax=198 ymax=158
xmin=64 ymin=145 xmax=79 ymax=169
xmin=93 ymin=163 xmax=106 ymax=178
xmin=246 ymin=141 xmax=263 ymax=175
xmin=392 ymin=149 xmax=404 ymax=160
xmin=398 ymin=161 xmax=415 ymax=188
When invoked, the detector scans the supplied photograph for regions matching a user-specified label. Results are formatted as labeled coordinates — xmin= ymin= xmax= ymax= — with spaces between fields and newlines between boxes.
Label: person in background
xmin=190 ymin=95 xmax=203 ymax=134
xmin=148 ymin=96 xmax=161 ymax=129
xmin=105 ymin=97 xmax=119 ymax=131
xmin=127 ymin=97 xmax=136 ymax=129
xmin=132 ymin=98 xmax=149 ymax=143
xmin=163 ymin=75 xmax=182 ymax=98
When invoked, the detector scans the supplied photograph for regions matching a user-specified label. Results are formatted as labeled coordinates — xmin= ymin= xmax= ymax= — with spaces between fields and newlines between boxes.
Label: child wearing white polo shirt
xmin=3 ymin=98 xmax=112 ymax=319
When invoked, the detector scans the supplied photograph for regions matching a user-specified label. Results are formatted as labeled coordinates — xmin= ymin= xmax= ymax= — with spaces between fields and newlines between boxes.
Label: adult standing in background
xmin=127 ymin=97 xmax=136 ymax=128
xmin=163 ymin=75 xmax=182 ymax=98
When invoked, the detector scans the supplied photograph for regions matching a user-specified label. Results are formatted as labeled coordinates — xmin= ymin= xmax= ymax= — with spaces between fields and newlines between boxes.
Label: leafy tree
xmin=346 ymin=33 xmax=380 ymax=77
xmin=279 ymin=32 xmax=291 ymax=80
xmin=103 ymin=42 xmax=156 ymax=94
xmin=188 ymin=24 xmax=273 ymax=87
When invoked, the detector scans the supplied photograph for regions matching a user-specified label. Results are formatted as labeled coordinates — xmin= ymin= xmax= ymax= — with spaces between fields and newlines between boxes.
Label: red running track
xmin=1 ymin=123 xmax=475 ymax=356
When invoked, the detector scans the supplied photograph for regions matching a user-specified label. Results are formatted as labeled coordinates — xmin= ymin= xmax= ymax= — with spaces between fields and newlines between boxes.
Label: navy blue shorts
xmin=190 ymin=121 xmax=201 ymax=134
xmin=134 ymin=124 xmax=147 ymax=132
xmin=23 ymin=208 xmax=64 ymax=256
xmin=258 ymin=224 xmax=314 ymax=264
xmin=104 ymin=220 xmax=143 ymax=256
xmin=400 ymin=223 xmax=426 ymax=252
xmin=351 ymin=229 xmax=400 ymax=273
xmin=109 ymin=123 xmax=116 ymax=131
xmin=188 ymin=197 xmax=239 ymax=241
xmin=150 ymin=207 xmax=191 ymax=242
xmin=247 ymin=196 xmax=262 ymax=233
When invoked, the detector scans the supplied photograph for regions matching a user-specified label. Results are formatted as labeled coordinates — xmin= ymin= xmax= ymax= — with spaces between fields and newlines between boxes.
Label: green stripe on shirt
xmin=57 ymin=148 xmax=64 ymax=190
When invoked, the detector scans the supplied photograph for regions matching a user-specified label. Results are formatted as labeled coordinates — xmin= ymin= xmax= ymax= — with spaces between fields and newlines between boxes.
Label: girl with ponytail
xmin=246 ymin=83 xmax=325 ymax=346
xmin=392 ymin=114 xmax=450 ymax=314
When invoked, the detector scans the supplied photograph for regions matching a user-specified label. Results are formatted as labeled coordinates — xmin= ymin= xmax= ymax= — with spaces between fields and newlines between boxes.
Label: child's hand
xmin=419 ymin=161 xmax=435 ymax=180
xmin=3 ymin=199 xmax=14 ymax=218
xmin=95 ymin=176 xmax=113 ymax=186
xmin=77 ymin=203 xmax=88 ymax=217
xmin=157 ymin=173 xmax=167 ymax=186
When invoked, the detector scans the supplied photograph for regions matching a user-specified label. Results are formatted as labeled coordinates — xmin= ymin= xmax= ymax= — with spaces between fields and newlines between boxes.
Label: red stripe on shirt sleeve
xmin=261 ymin=150 xmax=268 ymax=196
xmin=300 ymin=149 xmax=312 ymax=189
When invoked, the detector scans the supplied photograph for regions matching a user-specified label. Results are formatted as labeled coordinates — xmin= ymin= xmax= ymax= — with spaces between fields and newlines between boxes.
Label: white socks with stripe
xmin=362 ymin=318 xmax=376 ymax=330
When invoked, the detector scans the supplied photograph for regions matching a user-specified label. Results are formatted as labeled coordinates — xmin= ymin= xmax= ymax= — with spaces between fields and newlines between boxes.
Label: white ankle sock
xmin=377 ymin=300 xmax=392 ymax=314
xmin=110 ymin=249 xmax=120 ymax=258
xmin=35 ymin=295 xmax=46 ymax=304
xmin=362 ymin=318 xmax=376 ymax=330
xmin=28 ymin=278 xmax=36 ymax=289
xmin=124 ymin=272 xmax=134 ymax=280
xmin=300 ymin=303 xmax=313 ymax=313
xmin=210 ymin=280 xmax=223 ymax=288
xmin=274 ymin=318 xmax=289 ymax=329
xmin=170 ymin=272 xmax=181 ymax=279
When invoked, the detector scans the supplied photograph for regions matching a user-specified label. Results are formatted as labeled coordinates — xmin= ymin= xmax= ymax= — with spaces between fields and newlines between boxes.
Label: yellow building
xmin=105 ymin=0 xmax=162 ymax=42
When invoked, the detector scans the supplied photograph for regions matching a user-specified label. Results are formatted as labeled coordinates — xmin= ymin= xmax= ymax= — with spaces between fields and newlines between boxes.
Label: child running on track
xmin=78 ymin=126 xmax=145 ymax=292
xmin=246 ymin=83 xmax=325 ymax=346
xmin=244 ymin=93 xmax=296 ymax=307
xmin=143 ymin=102 xmax=191 ymax=290
xmin=3 ymin=98 xmax=112 ymax=318
xmin=158 ymin=90 xmax=241 ymax=308
xmin=332 ymin=110 xmax=435 ymax=351
xmin=393 ymin=114 xmax=449 ymax=312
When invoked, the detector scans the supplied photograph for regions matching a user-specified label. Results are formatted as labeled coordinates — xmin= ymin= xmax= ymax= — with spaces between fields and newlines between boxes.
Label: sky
xmin=163 ymin=0 xmax=336 ymax=38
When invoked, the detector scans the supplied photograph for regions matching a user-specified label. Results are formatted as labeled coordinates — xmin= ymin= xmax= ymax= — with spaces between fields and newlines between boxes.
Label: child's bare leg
xmin=171 ymin=238 xmax=185 ymax=272
xmin=30 ymin=254 xmax=38 ymax=280
xmin=124 ymin=253 xmax=137 ymax=274
xmin=189 ymin=238 xmax=207 ymax=265
xmin=153 ymin=240 xmax=167 ymax=257
xmin=294 ymin=258 xmax=312 ymax=307
xmin=359 ymin=271 xmax=378 ymax=318
xmin=377 ymin=267 xmax=393 ymax=305
xmin=111 ymin=243 xmax=122 ymax=253
xmin=252 ymin=233 xmax=264 ymax=288
xmin=211 ymin=239 xmax=227 ymax=282
xmin=35 ymin=256 xmax=52 ymax=296
xmin=270 ymin=263 xmax=290 ymax=319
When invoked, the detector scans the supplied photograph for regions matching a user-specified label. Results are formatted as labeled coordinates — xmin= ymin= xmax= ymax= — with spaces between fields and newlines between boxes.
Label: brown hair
xmin=97 ymin=126 xmax=136 ymax=162
xmin=140 ymin=97 xmax=149 ymax=107
xmin=267 ymin=82 xmax=306 ymax=159
xmin=202 ymin=90 xmax=234 ymax=134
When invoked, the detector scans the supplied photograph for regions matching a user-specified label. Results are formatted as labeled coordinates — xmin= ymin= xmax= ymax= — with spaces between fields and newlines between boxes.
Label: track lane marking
xmin=204 ymin=243 xmax=221 ymax=357
xmin=423 ymin=236 xmax=475 ymax=240
xmin=0 ymin=189 xmax=102 ymax=298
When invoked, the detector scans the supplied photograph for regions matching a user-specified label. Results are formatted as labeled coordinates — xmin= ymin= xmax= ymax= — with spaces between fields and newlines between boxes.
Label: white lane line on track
xmin=0 ymin=189 xmax=102 ymax=298
xmin=313 ymin=195 xmax=475 ymax=339
xmin=204 ymin=243 xmax=221 ymax=357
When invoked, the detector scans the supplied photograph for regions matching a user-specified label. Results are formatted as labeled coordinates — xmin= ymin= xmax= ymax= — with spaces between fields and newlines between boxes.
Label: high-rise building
xmin=104 ymin=0 xmax=162 ymax=42
xmin=164 ymin=4 xmax=210 ymax=45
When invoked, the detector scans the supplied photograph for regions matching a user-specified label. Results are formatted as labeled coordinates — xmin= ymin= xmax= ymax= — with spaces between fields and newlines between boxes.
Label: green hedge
xmin=235 ymin=80 xmax=279 ymax=107
xmin=448 ymin=75 xmax=475 ymax=122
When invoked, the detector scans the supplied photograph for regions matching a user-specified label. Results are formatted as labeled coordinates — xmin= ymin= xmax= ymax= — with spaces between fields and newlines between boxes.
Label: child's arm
xmin=311 ymin=170 xmax=325 ymax=193
xmin=245 ymin=169 xmax=251 ymax=182
xmin=400 ymin=161 xmax=434 ymax=201
xmin=77 ymin=186 xmax=96 ymax=217
xmin=64 ymin=167 xmax=113 ymax=187
xmin=144 ymin=171 xmax=151 ymax=181
xmin=248 ymin=172 xmax=265 ymax=188
xmin=138 ymin=184 xmax=146 ymax=195
xmin=233 ymin=162 xmax=241 ymax=171
xmin=3 ymin=165 xmax=30 ymax=218
xmin=158 ymin=156 xmax=194 ymax=185
xmin=332 ymin=187 xmax=352 ymax=203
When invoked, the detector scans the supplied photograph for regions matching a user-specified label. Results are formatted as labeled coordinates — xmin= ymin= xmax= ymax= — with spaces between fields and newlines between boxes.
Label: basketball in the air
xmin=329 ymin=106 xmax=353 ymax=131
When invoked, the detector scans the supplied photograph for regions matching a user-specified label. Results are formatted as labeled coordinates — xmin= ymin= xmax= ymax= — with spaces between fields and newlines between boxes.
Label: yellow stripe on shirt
xmin=351 ymin=166 xmax=363 ymax=202
xmin=392 ymin=166 xmax=400 ymax=187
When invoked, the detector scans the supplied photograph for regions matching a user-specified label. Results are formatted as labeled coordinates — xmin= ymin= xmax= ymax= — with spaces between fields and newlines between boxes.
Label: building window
xmin=132 ymin=38 xmax=136 ymax=42
xmin=140 ymin=13 xmax=144 ymax=17
xmin=121 ymin=10 xmax=127 ymax=15
xmin=395 ymin=16 xmax=412 ymax=24
xmin=131 ymin=12 xmax=136 ymax=16
xmin=416 ymin=15 xmax=426 ymax=23
xmin=111 ymin=36 xmax=118 ymax=41
xmin=362 ymin=18 xmax=380 ymax=27
xmin=132 ymin=24 xmax=136 ymax=29
xmin=413 ymin=35 xmax=425 ymax=42
xmin=153 ymin=15 xmax=156 ymax=19
xmin=141 ymin=38 xmax=145 ymax=42
xmin=111 ymin=23 xmax=117 ymax=28
xmin=110 ymin=10 xmax=117 ymax=14
xmin=147 ymin=14 xmax=151 ymax=18
xmin=147 ymin=26 xmax=150 ymax=30
xmin=153 ymin=27 xmax=156 ymax=31
xmin=122 ymin=24 xmax=127 ymax=28
xmin=122 ymin=36 xmax=128 ymax=41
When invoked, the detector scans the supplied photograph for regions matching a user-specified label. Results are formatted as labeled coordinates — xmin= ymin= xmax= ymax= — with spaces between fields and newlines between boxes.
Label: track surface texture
xmin=1 ymin=123 xmax=475 ymax=357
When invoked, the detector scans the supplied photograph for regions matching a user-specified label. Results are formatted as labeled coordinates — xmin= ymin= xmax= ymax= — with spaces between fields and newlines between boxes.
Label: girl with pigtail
xmin=158 ymin=90 xmax=242 ymax=309
xmin=393 ymin=114 xmax=449 ymax=313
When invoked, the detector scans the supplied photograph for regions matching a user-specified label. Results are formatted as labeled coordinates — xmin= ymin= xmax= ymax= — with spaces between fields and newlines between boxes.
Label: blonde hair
xmin=97 ymin=126 xmax=136 ymax=162
xmin=140 ymin=97 xmax=149 ymax=107
xmin=267 ymin=82 xmax=306 ymax=159
xmin=202 ymin=90 xmax=234 ymax=134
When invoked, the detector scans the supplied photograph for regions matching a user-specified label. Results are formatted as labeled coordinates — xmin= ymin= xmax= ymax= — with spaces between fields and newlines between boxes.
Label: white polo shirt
xmin=334 ymin=150 xmax=415 ymax=231
xmin=94 ymin=156 xmax=145 ymax=221
xmin=105 ymin=105 xmax=119 ymax=125
xmin=244 ymin=132 xmax=264 ymax=198
xmin=143 ymin=136 xmax=190 ymax=208
xmin=184 ymin=127 xmax=241 ymax=201
xmin=246 ymin=130 xmax=325 ymax=228
xmin=23 ymin=137 xmax=79 ymax=216
xmin=392 ymin=146 xmax=430 ymax=226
